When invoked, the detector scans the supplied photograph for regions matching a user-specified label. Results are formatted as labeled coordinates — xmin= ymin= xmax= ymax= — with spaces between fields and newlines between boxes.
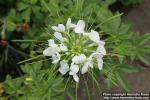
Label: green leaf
xmin=21 ymin=63 xmax=31 ymax=74
xmin=67 ymin=87 xmax=76 ymax=100
xmin=115 ymin=71 xmax=130 ymax=91
xmin=6 ymin=21 xmax=16 ymax=31
xmin=106 ymin=79 xmax=113 ymax=90
xmin=23 ymin=0 xmax=37 ymax=4
xmin=120 ymin=65 xmax=139 ymax=73
xmin=30 ymin=0 xmax=38 ymax=4
xmin=5 ymin=75 xmax=15 ymax=90
xmin=142 ymin=45 xmax=150 ymax=53
xmin=21 ymin=43 xmax=30 ymax=49
xmin=7 ymin=9 xmax=17 ymax=21
xmin=118 ymin=56 xmax=125 ymax=63
xmin=18 ymin=2 xmax=29 ymax=11
xmin=32 ymin=6 xmax=40 ymax=15
xmin=139 ymin=33 xmax=150 ymax=45
xmin=102 ymin=0 xmax=116 ymax=7
xmin=21 ymin=8 xmax=31 ymax=22
xmin=137 ymin=54 xmax=150 ymax=65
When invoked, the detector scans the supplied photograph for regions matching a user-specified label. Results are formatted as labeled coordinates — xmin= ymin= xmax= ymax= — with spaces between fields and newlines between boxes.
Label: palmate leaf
xmin=128 ymin=32 xmax=150 ymax=65
xmin=103 ymin=62 xmax=137 ymax=91
xmin=3 ymin=62 xmax=65 ymax=99
xmin=4 ymin=75 xmax=24 ymax=95
xmin=97 ymin=8 xmax=122 ymax=34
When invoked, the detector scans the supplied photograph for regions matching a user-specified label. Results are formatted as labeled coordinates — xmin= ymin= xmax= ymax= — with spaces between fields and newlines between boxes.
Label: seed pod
xmin=20 ymin=23 xmax=30 ymax=32
xmin=0 ymin=39 xmax=8 ymax=47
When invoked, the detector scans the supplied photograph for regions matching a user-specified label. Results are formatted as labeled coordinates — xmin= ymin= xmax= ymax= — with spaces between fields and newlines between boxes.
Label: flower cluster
xmin=43 ymin=18 xmax=106 ymax=82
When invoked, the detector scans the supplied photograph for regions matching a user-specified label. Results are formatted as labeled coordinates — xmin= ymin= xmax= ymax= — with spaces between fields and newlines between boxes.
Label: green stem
xmin=18 ymin=55 xmax=44 ymax=64
xmin=76 ymin=83 xmax=78 ymax=100
xmin=1 ymin=20 xmax=6 ymax=39
xmin=11 ymin=40 xmax=38 ymax=42
xmin=83 ymin=76 xmax=91 ymax=100
xmin=94 ymin=13 xmax=123 ymax=29
xmin=26 ymin=58 xmax=51 ymax=65
xmin=64 ymin=77 xmax=70 ymax=91
xmin=89 ymin=71 xmax=101 ymax=94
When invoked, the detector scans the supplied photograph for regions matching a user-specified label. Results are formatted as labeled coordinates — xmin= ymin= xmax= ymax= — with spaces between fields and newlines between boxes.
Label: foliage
xmin=1 ymin=62 xmax=66 ymax=100
xmin=0 ymin=0 xmax=150 ymax=100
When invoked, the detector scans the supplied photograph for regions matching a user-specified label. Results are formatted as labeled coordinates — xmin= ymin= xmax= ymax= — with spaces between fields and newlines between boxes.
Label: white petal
xmin=81 ymin=62 xmax=89 ymax=74
xmin=66 ymin=18 xmax=76 ymax=30
xmin=43 ymin=47 xmax=55 ymax=56
xmin=88 ymin=30 xmax=100 ymax=43
xmin=96 ymin=45 xmax=106 ymax=55
xmin=51 ymin=26 xmax=59 ymax=32
xmin=66 ymin=18 xmax=71 ymax=29
xmin=54 ymin=32 xmax=64 ymax=42
xmin=48 ymin=39 xmax=54 ymax=44
xmin=52 ymin=24 xmax=65 ymax=32
xmin=59 ymin=60 xmax=69 ymax=75
xmin=83 ymin=32 xmax=90 ymax=36
xmin=48 ymin=39 xmax=58 ymax=48
xmin=81 ymin=59 xmax=93 ymax=74
xmin=87 ymin=59 xmax=93 ymax=68
xmin=92 ymin=52 xmax=103 ymax=59
xmin=97 ymin=58 xmax=103 ymax=70
xmin=73 ymin=74 xmax=79 ymax=82
xmin=70 ymin=64 xmax=79 ymax=74
xmin=75 ymin=20 xmax=85 ymax=33
xmin=59 ymin=44 xmax=68 ymax=52
xmin=98 ymin=41 xmax=105 ymax=46
xmin=72 ymin=54 xmax=86 ymax=64
xmin=52 ymin=52 xmax=61 ymax=63
xmin=58 ymin=24 xmax=65 ymax=32
xmin=90 ymin=52 xmax=104 ymax=70
xmin=69 ymin=71 xmax=74 ymax=75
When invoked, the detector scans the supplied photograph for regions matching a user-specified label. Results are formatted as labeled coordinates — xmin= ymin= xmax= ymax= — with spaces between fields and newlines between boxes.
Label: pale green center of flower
xmin=62 ymin=31 xmax=97 ymax=58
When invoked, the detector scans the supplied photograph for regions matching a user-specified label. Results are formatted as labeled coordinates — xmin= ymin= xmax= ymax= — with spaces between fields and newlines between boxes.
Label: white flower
xmin=96 ymin=41 xmax=106 ymax=55
xmin=72 ymin=54 xmax=86 ymax=64
xmin=52 ymin=24 xmax=65 ymax=32
xmin=88 ymin=30 xmax=100 ymax=43
xmin=54 ymin=32 xmax=65 ymax=42
xmin=43 ymin=18 xmax=107 ymax=83
xmin=52 ymin=52 xmax=61 ymax=63
xmin=97 ymin=58 xmax=103 ymax=70
xmin=69 ymin=64 xmax=79 ymax=82
xmin=91 ymin=52 xmax=104 ymax=70
xmin=48 ymin=39 xmax=58 ymax=48
xmin=74 ymin=20 xmax=85 ymax=33
xmin=81 ymin=58 xmax=93 ymax=74
xmin=59 ymin=43 xmax=68 ymax=52
xmin=66 ymin=18 xmax=76 ymax=30
xmin=43 ymin=47 xmax=57 ymax=56
xmin=43 ymin=39 xmax=68 ymax=63
xmin=59 ymin=60 xmax=70 ymax=75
